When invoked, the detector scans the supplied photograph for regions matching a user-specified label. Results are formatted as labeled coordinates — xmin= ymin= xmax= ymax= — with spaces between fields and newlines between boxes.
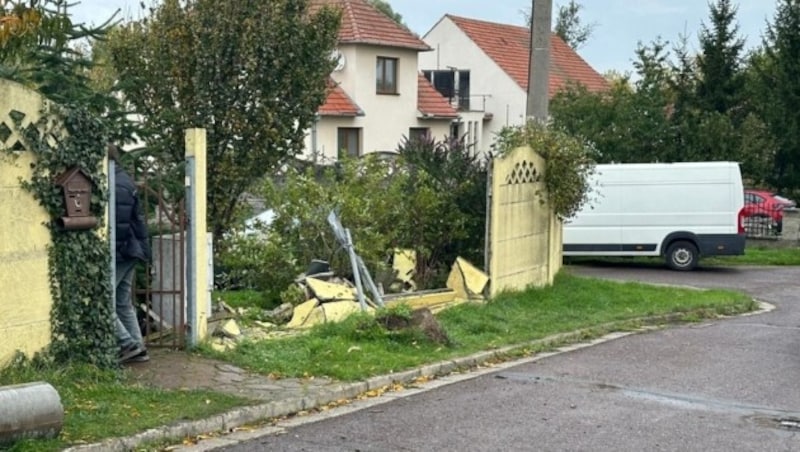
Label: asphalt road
xmin=213 ymin=264 xmax=800 ymax=452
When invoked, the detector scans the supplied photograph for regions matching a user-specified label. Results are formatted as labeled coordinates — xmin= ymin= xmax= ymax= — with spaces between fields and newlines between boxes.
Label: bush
xmin=399 ymin=135 xmax=488 ymax=284
xmin=216 ymin=139 xmax=489 ymax=305
xmin=494 ymin=121 xmax=598 ymax=219
xmin=215 ymin=231 xmax=298 ymax=306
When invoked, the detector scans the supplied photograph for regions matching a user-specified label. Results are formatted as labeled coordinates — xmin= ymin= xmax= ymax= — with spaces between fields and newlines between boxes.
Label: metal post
xmin=345 ymin=229 xmax=368 ymax=311
xmin=527 ymin=0 xmax=553 ymax=122
xmin=485 ymin=158 xmax=493 ymax=275
xmin=109 ymin=160 xmax=116 ymax=318
xmin=185 ymin=153 xmax=197 ymax=346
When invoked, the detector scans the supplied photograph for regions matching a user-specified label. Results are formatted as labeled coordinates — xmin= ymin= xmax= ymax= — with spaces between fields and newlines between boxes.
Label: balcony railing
xmin=446 ymin=94 xmax=491 ymax=112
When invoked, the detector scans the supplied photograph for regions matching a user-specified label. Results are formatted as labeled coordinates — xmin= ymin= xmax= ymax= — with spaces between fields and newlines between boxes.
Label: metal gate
xmin=133 ymin=166 xmax=188 ymax=349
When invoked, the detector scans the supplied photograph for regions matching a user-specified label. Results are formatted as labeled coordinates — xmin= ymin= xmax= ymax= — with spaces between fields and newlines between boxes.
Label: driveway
xmin=209 ymin=264 xmax=800 ymax=451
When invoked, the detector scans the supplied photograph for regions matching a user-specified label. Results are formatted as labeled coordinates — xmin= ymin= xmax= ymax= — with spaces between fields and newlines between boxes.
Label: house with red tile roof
xmin=419 ymin=15 xmax=608 ymax=153
xmin=304 ymin=0 xmax=457 ymax=162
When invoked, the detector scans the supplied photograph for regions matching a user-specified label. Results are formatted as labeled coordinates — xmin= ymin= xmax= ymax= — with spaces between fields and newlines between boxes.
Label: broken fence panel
xmin=356 ymin=254 xmax=384 ymax=307
xmin=344 ymin=228 xmax=369 ymax=311
xmin=326 ymin=210 xmax=384 ymax=310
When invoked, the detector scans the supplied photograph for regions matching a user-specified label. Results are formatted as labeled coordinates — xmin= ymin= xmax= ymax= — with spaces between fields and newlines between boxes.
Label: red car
xmin=743 ymin=189 xmax=789 ymax=233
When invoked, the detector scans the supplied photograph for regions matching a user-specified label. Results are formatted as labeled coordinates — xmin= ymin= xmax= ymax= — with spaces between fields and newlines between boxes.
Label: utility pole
xmin=527 ymin=0 xmax=553 ymax=122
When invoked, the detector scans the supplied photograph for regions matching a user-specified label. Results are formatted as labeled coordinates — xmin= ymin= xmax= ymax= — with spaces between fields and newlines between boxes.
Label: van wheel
xmin=666 ymin=241 xmax=698 ymax=271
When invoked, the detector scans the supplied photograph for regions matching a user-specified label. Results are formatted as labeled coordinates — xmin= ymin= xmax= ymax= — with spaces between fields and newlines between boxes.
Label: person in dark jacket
xmin=109 ymin=144 xmax=151 ymax=364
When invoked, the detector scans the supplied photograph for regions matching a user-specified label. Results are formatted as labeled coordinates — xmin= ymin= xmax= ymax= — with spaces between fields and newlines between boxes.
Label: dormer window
xmin=376 ymin=57 xmax=398 ymax=94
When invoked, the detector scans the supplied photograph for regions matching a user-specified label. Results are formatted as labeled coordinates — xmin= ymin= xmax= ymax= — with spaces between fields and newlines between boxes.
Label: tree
xmin=739 ymin=50 xmax=778 ymax=185
xmin=1 ymin=1 xmax=117 ymax=110
xmin=553 ymin=0 xmax=596 ymax=50
xmin=368 ymin=0 xmax=405 ymax=27
xmin=551 ymin=0 xmax=773 ymax=185
xmin=107 ymin=0 xmax=341 ymax=239
xmin=560 ymin=39 xmax=675 ymax=164
xmin=695 ymin=0 xmax=745 ymax=118
xmin=0 ymin=1 xmax=42 ymax=61
xmin=522 ymin=1 xmax=595 ymax=49
xmin=755 ymin=0 xmax=800 ymax=193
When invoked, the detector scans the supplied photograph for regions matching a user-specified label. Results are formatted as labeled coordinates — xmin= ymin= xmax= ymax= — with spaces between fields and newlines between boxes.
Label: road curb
xmin=64 ymin=302 xmax=768 ymax=452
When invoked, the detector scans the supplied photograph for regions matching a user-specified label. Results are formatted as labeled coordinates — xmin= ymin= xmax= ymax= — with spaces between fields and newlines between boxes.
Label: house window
xmin=408 ymin=127 xmax=431 ymax=143
xmin=424 ymin=69 xmax=471 ymax=110
xmin=337 ymin=128 xmax=361 ymax=159
xmin=458 ymin=71 xmax=471 ymax=110
xmin=376 ymin=57 xmax=398 ymax=94
xmin=450 ymin=121 xmax=462 ymax=141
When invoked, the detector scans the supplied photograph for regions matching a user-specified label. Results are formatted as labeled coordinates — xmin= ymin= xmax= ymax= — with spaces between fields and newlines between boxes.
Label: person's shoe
xmin=118 ymin=343 xmax=145 ymax=363
xmin=125 ymin=349 xmax=150 ymax=363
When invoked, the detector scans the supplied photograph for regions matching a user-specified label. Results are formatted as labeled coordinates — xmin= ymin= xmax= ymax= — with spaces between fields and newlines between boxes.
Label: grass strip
xmin=206 ymin=273 xmax=754 ymax=381
xmin=0 ymin=362 xmax=249 ymax=452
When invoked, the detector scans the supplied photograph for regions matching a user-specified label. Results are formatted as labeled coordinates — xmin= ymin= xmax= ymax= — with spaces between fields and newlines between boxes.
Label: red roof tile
xmin=417 ymin=74 xmax=458 ymax=119
xmin=319 ymin=80 xmax=363 ymax=116
xmin=312 ymin=0 xmax=430 ymax=51
xmin=447 ymin=15 xmax=608 ymax=97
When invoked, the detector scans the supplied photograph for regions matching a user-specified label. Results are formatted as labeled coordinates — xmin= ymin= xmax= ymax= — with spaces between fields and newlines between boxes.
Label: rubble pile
xmin=208 ymin=212 xmax=490 ymax=351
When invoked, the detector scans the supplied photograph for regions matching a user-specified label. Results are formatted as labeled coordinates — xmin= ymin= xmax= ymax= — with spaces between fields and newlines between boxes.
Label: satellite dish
xmin=331 ymin=49 xmax=346 ymax=72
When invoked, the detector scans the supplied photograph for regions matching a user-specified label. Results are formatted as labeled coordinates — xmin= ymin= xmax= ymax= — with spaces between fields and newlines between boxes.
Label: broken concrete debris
xmin=445 ymin=257 xmax=489 ymax=301
xmin=210 ymin=337 xmax=237 ymax=352
xmin=265 ymin=303 xmax=293 ymax=324
xmin=217 ymin=319 xmax=241 ymax=339
xmin=383 ymin=289 xmax=459 ymax=314
xmin=391 ymin=248 xmax=417 ymax=292
xmin=208 ymin=253 xmax=490 ymax=351
xmin=304 ymin=277 xmax=357 ymax=302
xmin=286 ymin=298 xmax=320 ymax=329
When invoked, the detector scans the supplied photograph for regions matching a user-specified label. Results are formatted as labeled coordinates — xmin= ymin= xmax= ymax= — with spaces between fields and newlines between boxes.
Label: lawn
xmin=707 ymin=245 xmax=800 ymax=266
xmin=0 ymin=361 xmax=250 ymax=452
xmin=4 ymin=271 xmax=756 ymax=450
xmin=566 ymin=245 xmax=800 ymax=268
xmin=204 ymin=272 xmax=754 ymax=381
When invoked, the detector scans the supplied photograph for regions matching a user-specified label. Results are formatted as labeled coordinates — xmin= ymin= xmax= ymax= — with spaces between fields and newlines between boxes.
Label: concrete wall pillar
xmin=185 ymin=128 xmax=209 ymax=345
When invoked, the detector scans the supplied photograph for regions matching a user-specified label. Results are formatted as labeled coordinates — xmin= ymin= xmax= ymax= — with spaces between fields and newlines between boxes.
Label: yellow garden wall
xmin=0 ymin=80 xmax=52 ymax=365
xmin=0 ymin=80 xmax=212 ymax=363
xmin=488 ymin=146 xmax=562 ymax=296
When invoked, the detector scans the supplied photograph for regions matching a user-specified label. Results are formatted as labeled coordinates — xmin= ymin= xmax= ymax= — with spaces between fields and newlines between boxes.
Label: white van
xmin=563 ymin=161 xmax=746 ymax=270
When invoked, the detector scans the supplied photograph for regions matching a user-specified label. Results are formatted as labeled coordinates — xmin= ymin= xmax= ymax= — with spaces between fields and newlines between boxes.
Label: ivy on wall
xmin=9 ymin=104 xmax=118 ymax=368
xmin=494 ymin=120 xmax=598 ymax=220
xmin=1 ymin=1 xmax=129 ymax=368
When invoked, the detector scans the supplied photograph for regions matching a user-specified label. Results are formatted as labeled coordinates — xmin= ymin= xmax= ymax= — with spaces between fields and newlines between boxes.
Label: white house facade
xmin=304 ymin=0 xmax=457 ymax=163
xmin=419 ymin=15 xmax=608 ymax=153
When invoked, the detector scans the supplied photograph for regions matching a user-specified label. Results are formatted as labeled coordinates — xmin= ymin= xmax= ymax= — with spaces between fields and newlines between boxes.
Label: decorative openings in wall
xmin=505 ymin=159 xmax=540 ymax=185
xmin=0 ymin=122 xmax=11 ymax=143
xmin=1 ymin=109 xmax=28 ymax=152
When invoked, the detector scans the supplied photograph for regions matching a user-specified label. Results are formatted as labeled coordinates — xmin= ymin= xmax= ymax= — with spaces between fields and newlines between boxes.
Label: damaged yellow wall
xmin=0 ymin=80 xmax=52 ymax=365
xmin=488 ymin=146 xmax=562 ymax=296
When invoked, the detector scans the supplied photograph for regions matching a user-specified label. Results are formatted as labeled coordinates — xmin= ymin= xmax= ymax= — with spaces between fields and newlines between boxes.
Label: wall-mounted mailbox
xmin=54 ymin=167 xmax=98 ymax=230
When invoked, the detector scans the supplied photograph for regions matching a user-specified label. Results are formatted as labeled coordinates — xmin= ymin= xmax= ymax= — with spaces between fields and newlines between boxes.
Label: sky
xmin=70 ymin=0 xmax=778 ymax=76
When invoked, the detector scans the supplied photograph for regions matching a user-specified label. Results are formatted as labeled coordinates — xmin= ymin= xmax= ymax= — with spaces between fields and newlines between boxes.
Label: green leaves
xmin=754 ymin=0 xmax=800 ymax=193
xmin=495 ymin=121 xmax=597 ymax=221
xmin=218 ymin=141 xmax=489 ymax=303
xmin=550 ymin=0 xmax=783 ymax=192
xmin=106 ymin=0 xmax=341 ymax=239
